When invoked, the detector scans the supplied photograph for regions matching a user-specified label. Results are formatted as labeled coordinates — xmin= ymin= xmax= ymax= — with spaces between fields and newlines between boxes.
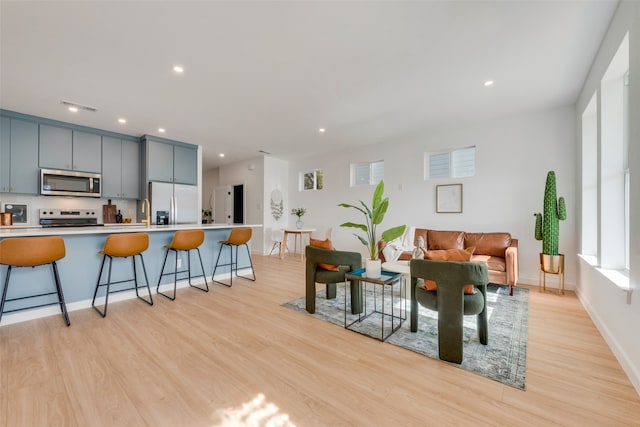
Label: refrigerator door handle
xmin=173 ymin=196 xmax=178 ymax=225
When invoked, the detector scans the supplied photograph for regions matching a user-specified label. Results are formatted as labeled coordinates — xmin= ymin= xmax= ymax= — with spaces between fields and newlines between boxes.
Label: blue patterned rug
xmin=283 ymin=283 xmax=528 ymax=390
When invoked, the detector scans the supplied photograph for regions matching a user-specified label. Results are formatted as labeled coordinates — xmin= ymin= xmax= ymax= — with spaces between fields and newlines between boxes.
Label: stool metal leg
xmin=0 ymin=266 xmax=13 ymax=323
xmin=158 ymin=247 xmax=208 ymax=299
xmin=190 ymin=248 xmax=209 ymax=292
xmin=212 ymin=243 xmax=233 ymax=287
xmin=135 ymin=253 xmax=153 ymax=306
xmin=240 ymin=243 xmax=256 ymax=281
xmin=156 ymin=248 xmax=176 ymax=300
xmin=92 ymin=255 xmax=111 ymax=317
xmin=51 ymin=261 xmax=70 ymax=326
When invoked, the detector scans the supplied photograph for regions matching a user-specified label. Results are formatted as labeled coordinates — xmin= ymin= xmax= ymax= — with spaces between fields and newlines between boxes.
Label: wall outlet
xmin=177 ymin=258 xmax=182 ymax=268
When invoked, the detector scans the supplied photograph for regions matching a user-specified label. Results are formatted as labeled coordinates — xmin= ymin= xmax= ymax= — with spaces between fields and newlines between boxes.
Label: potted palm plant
xmin=339 ymin=180 xmax=406 ymax=277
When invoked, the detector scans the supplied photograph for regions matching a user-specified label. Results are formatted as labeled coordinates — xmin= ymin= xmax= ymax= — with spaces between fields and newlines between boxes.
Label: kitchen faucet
xmin=141 ymin=198 xmax=151 ymax=228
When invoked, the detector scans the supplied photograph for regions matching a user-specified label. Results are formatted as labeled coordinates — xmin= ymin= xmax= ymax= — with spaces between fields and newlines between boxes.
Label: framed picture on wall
xmin=3 ymin=203 xmax=29 ymax=224
xmin=436 ymin=184 xmax=463 ymax=213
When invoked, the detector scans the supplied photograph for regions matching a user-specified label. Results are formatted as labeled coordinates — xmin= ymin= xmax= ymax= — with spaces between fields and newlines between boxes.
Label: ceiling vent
xmin=61 ymin=100 xmax=98 ymax=112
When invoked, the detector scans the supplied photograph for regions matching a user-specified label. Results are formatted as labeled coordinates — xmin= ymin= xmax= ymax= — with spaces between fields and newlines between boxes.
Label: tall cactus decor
xmin=534 ymin=171 xmax=567 ymax=255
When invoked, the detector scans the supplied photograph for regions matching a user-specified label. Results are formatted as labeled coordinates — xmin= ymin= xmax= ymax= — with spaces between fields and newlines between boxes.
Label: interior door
xmin=213 ymin=186 xmax=231 ymax=224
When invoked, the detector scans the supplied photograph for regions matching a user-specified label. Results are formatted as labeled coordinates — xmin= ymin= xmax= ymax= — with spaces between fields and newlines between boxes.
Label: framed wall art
xmin=436 ymin=184 xmax=462 ymax=213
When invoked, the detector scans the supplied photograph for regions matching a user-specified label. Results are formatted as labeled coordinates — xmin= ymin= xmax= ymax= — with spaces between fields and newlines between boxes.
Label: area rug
xmin=282 ymin=283 xmax=528 ymax=390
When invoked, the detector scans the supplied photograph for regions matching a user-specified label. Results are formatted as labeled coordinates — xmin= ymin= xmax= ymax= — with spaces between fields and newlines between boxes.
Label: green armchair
xmin=305 ymin=245 xmax=362 ymax=315
xmin=410 ymin=259 xmax=489 ymax=364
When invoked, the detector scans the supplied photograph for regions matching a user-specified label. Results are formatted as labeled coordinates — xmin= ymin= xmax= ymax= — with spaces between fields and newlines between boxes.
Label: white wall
xmin=202 ymin=167 xmax=220 ymax=212
xmin=287 ymin=105 xmax=576 ymax=288
xmin=575 ymin=1 xmax=640 ymax=394
xmin=218 ymin=157 xmax=265 ymax=252
xmin=263 ymin=156 xmax=289 ymax=254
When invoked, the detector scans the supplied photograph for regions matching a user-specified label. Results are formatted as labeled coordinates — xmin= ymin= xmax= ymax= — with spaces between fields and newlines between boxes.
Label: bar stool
xmin=156 ymin=229 xmax=209 ymax=300
xmin=92 ymin=233 xmax=153 ymax=317
xmin=0 ymin=236 xmax=70 ymax=326
xmin=211 ymin=227 xmax=256 ymax=287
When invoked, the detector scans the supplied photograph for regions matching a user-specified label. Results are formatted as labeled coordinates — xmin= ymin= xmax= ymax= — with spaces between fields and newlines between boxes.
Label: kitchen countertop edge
xmin=0 ymin=223 xmax=263 ymax=238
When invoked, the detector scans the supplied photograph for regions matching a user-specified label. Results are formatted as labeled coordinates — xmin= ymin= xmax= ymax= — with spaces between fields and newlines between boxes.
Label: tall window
xmin=350 ymin=160 xmax=384 ymax=186
xmin=582 ymin=32 xmax=629 ymax=273
xmin=425 ymin=146 xmax=475 ymax=180
xmin=300 ymin=169 xmax=323 ymax=191
xmin=581 ymin=94 xmax=598 ymax=257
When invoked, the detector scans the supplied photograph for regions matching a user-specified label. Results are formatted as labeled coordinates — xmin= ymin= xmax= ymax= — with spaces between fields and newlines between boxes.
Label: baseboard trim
xmin=575 ymin=287 xmax=640 ymax=396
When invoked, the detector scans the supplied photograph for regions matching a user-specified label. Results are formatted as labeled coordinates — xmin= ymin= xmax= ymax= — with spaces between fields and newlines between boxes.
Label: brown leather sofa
xmin=380 ymin=228 xmax=518 ymax=295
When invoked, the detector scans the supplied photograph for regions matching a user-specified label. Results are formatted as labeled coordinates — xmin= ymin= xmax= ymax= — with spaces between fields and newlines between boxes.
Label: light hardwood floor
xmin=1 ymin=254 xmax=639 ymax=426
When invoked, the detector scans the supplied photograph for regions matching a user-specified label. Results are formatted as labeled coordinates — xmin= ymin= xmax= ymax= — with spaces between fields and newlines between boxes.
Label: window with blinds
xmin=350 ymin=161 xmax=384 ymax=186
xmin=425 ymin=146 xmax=475 ymax=179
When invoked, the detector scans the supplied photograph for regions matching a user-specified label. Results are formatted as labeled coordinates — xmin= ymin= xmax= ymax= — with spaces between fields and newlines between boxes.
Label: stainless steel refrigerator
xmin=149 ymin=182 xmax=199 ymax=225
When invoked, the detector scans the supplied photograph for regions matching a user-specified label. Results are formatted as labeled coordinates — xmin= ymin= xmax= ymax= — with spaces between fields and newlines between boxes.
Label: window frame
xmin=350 ymin=160 xmax=384 ymax=187
xmin=424 ymin=145 xmax=476 ymax=180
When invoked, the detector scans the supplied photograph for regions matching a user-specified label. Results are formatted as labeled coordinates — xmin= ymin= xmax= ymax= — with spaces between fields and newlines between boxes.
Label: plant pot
xmin=540 ymin=253 xmax=564 ymax=274
xmin=296 ymin=219 xmax=303 ymax=229
xmin=365 ymin=258 xmax=382 ymax=278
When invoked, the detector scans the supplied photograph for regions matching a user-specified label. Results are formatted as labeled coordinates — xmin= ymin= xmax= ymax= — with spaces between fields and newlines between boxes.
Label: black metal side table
xmin=344 ymin=268 xmax=405 ymax=341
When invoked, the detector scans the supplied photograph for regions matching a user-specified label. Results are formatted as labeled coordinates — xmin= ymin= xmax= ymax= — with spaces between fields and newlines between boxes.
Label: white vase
xmin=365 ymin=258 xmax=382 ymax=278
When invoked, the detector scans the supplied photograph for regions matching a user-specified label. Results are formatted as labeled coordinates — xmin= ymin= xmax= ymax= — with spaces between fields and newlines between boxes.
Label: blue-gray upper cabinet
xmin=147 ymin=139 xmax=197 ymax=185
xmin=39 ymin=125 xmax=102 ymax=172
xmin=174 ymin=144 xmax=198 ymax=185
xmin=102 ymin=137 xmax=140 ymax=199
xmin=0 ymin=118 xmax=39 ymax=194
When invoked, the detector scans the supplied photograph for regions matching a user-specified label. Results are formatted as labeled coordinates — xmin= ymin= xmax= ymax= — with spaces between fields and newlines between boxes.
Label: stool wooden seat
xmin=0 ymin=236 xmax=70 ymax=326
xmin=92 ymin=233 xmax=153 ymax=317
xmin=156 ymin=229 xmax=209 ymax=300
xmin=211 ymin=227 xmax=256 ymax=287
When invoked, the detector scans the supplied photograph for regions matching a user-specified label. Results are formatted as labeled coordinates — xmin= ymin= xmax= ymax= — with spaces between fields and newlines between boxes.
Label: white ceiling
xmin=0 ymin=1 xmax=617 ymax=172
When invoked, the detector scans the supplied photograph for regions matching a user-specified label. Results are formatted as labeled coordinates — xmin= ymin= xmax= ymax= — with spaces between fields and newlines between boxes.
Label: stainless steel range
xmin=39 ymin=208 xmax=100 ymax=228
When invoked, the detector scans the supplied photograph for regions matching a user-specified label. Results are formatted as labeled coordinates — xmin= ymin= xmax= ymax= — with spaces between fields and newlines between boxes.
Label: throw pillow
xmin=310 ymin=238 xmax=339 ymax=271
xmin=420 ymin=247 xmax=477 ymax=294
xmin=422 ymin=246 xmax=475 ymax=261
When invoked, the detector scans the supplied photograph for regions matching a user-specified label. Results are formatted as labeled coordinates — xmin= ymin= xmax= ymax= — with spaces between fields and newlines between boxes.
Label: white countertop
xmin=0 ymin=223 xmax=263 ymax=238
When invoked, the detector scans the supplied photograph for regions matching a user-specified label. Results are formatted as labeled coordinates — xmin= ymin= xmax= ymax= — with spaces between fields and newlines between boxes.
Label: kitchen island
xmin=0 ymin=223 xmax=262 ymax=325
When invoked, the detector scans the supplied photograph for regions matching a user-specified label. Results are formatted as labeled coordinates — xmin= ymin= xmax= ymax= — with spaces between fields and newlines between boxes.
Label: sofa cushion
xmin=427 ymin=230 xmax=464 ymax=250
xmin=310 ymin=238 xmax=339 ymax=271
xmin=471 ymin=254 xmax=506 ymax=272
xmin=464 ymin=232 xmax=511 ymax=257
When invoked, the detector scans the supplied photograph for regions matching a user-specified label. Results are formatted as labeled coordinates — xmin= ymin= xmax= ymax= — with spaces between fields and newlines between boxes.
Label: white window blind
xmin=426 ymin=146 xmax=475 ymax=179
xmin=452 ymin=147 xmax=475 ymax=177
xmin=351 ymin=161 xmax=384 ymax=186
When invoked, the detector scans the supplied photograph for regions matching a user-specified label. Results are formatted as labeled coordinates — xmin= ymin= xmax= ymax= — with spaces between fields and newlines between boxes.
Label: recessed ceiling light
xmin=219 ymin=153 xmax=225 ymax=158
xmin=484 ymin=80 xmax=494 ymax=87
xmin=158 ymin=128 xmax=166 ymax=133
xmin=118 ymin=118 xmax=126 ymax=124
xmin=319 ymin=128 xmax=326 ymax=133
xmin=68 ymin=106 xmax=78 ymax=113
xmin=173 ymin=65 xmax=184 ymax=73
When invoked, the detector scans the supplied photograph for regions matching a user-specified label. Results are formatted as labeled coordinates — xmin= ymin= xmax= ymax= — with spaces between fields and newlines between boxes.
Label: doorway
xmin=212 ymin=184 xmax=245 ymax=224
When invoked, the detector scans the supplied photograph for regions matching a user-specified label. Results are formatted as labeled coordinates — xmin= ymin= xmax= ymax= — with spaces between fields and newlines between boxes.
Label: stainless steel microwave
xmin=40 ymin=168 xmax=101 ymax=198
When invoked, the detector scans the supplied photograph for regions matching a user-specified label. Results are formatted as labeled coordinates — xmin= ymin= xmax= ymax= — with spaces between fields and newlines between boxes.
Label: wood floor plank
xmin=1 ymin=254 xmax=639 ymax=426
